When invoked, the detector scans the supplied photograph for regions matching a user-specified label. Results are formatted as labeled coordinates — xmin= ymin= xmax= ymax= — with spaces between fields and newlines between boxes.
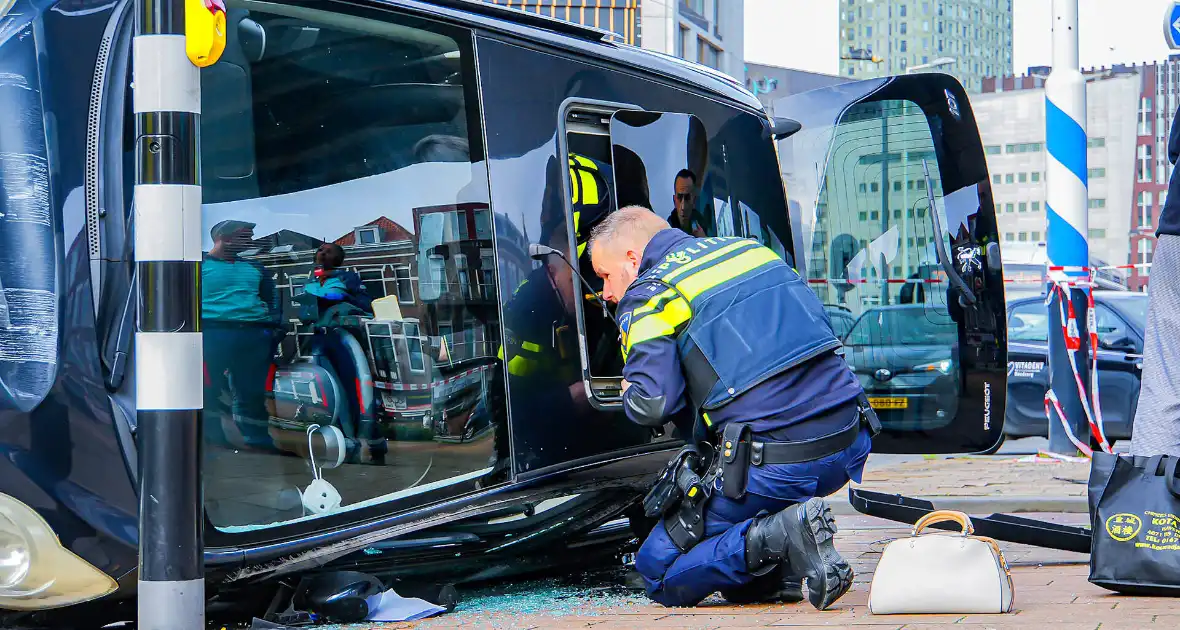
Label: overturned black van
xmin=0 ymin=0 xmax=1008 ymax=624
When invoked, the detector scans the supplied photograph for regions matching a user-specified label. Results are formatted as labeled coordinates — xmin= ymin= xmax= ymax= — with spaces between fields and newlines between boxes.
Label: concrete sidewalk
xmin=830 ymin=451 xmax=1092 ymax=515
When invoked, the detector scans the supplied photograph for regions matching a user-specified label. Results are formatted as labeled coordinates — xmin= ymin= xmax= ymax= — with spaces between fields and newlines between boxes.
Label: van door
xmin=774 ymin=75 xmax=1008 ymax=454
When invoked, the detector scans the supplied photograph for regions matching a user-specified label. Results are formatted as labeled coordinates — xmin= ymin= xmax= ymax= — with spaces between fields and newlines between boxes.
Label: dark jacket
xmin=617 ymin=229 xmax=863 ymax=437
xmin=1157 ymin=102 xmax=1180 ymax=237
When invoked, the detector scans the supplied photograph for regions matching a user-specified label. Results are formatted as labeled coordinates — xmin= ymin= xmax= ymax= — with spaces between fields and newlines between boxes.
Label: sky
xmin=745 ymin=0 xmax=1179 ymax=77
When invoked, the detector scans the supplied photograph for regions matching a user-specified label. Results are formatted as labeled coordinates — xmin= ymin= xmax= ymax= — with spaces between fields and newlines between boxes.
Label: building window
xmin=1088 ymin=136 xmax=1105 ymax=148
xmin=900 ymin=22 xmax=907 ymax=34
xmin=355 ymin=226 xmax=380 ymax=245
xmin=900 ymin=4 xmax=907 ymax=16
xmin=394 ymin=266 xmax=414 ymax=303
xmin=1018 ymin=172 xmax=1027 ymax=183
xmin=1019 ymin=202 xmax=1027 ymax=213
xmin=985 ymin=145 xmax=1001 ymax=155
xmin=1088 ymin=167 xmax=1105 ymax=179
xmin=1018 ymin=232 xmax=1028 ymax=242
xmin=1005 ymin=232 xmax=1015 ymax=241
xmin=1031 ymin=172 xmax=1041 ymax=182
xmin=1089 ymin=228 xmax=1106 ymax=238
xmin=992 ymin=174 xmax=1001 ymax=184
xmin=1139 ymin=144 xmax=1153 ymax=182
xmin=1005 ymin=203 xmax=1014 ymax=213
xmin=1005 ymin=173 xmax=1014 ymax=184
xmin=1139 ymin=239 xmax=1155 ymax=276
xmin=1032 ymin=201 xmax=1041 ymax=212
xmin=1089 ymin=198 xmax=1106 ymax=209
xmin=900 ymin=40 xmax=907 ymax=52
xmin=1032 ymin=231 xmax=1040 ymax=241
xmin=698 ymin=37 xmax=720 ymax=69
xmin=1139 ymin=191 xmax=1154 ymax=228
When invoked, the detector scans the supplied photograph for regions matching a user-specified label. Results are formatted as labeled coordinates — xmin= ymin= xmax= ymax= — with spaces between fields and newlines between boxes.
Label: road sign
xmin=1165 ymin=1 xmax=1180 ymax=49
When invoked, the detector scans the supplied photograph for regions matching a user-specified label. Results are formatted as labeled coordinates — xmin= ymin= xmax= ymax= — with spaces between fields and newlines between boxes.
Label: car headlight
xmin=915 ymin=359 xmax=953 ymax=375
xmin=0 ymin=493 xmax=117 ymax=611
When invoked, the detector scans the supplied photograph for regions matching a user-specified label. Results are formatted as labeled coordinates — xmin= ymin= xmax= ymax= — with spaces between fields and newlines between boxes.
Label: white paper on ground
xmin=365 ymin=588 xmax=447 ymax=622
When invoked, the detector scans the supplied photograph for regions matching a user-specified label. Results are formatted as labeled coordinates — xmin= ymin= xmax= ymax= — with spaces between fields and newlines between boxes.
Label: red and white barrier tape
xmin=1040 ymin=269 xmax=1113 ymax=457
xmin=375 ymin=363 xmax=492 ymax=392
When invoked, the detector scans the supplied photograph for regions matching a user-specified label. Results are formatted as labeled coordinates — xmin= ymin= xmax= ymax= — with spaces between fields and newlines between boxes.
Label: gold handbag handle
xmin=912 ymin=509 xmax=975 ymax=536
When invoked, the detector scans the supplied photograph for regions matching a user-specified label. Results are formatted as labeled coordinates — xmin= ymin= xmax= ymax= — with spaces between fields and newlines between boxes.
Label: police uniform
xmin=618 ymin=229 xmax=874 ymax=608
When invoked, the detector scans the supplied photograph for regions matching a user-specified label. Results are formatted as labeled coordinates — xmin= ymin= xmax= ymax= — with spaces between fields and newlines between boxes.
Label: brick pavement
xmin=361 ymin=511 xmax=1170 ymax=630
xmin=357 ymin=454 xmax=1123 ymax=629
xmin=853 ymin=455 xmax=1090 ymax=499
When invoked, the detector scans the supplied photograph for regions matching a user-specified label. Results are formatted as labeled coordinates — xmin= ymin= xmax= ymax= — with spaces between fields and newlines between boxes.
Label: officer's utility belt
xmin=641 ymin=444 xmax=715 ymax=553
xmin=716 ymin=393 xmax=882 ymax=501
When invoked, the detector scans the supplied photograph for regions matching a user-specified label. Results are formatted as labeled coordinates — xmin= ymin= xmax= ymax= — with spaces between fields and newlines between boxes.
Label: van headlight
xmin=0 ymin=493 xmax=117 ymax=611
xmin=915 ymin=359 xmax=954 ymax=375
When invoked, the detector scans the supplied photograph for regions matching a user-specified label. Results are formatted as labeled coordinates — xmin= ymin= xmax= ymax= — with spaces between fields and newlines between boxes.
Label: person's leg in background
xmin=202 ymin=327 xmax=234 ymax=448
xmin=224 ymin=326 xmax=278 ymax=450
xmin=1130 ymin=234 xmax=1180 ymax=457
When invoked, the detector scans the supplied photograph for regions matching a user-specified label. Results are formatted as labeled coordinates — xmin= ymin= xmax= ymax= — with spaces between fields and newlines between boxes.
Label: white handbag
xmin=869 ymin=510 xmax=1015 ymax=615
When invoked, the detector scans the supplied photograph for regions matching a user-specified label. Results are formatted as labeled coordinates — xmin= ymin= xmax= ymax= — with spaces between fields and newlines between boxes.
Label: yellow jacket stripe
xmin=676 ymin=247 xmax=781 ymax=300
xmin=623 ymin=246 xmax=782 ymax=354
xmin=660 ymin=240 xmax=758 ymax=283
xmin=625 ymin=295 xmax=691 ymax=353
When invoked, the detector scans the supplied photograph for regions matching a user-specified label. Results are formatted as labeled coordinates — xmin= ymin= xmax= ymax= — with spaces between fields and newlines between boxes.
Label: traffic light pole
xmin=1044 ymin=0 xmax=1092 ymax=456
xmin=134 ymin=0 xmax=207 ymax=626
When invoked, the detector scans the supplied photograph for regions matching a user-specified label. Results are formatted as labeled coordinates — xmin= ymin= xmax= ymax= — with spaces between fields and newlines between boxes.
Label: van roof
xmin=405 ymin=0 xmax=766 ymax=113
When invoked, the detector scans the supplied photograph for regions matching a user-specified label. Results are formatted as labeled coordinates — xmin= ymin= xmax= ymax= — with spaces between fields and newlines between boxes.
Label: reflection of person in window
xmin=669 ymin=169 xmax=706 ymax=237
xmin=483 ymin=223 xmax=593 ymax=480
xmin=202 ymin=220 xmax=282 ymax=451
xmin=303 ymin=243 xmax=374 ymax=315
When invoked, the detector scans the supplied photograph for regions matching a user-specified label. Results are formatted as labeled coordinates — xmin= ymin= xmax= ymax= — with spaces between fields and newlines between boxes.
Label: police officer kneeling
xmin=588 ymin=207 xmax=879 ymax=610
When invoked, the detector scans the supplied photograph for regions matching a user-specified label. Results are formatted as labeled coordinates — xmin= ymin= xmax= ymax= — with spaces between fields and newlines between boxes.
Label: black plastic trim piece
xmin=849 ymin=488 xmax=1091 ymax=554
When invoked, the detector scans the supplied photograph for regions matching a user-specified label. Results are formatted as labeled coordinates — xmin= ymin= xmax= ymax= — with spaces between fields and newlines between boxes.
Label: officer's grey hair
xmin=588 ymin=206 xmax=670 ymax=261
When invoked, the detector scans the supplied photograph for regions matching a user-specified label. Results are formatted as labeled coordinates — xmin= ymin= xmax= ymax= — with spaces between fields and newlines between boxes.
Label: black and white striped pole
xmin=133 ymin=0 xmax=224 ymax=626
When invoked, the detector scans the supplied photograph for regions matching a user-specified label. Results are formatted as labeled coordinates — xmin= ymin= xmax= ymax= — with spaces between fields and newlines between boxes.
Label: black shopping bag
xmin=1088 ymin=451 xmax=1180 ymax=595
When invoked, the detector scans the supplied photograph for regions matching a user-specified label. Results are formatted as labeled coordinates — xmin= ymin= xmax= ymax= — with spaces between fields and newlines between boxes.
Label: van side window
xmin=711 ymin=114 xmax=794 ymax=262
xmin=189 ymin=2 xmax=502 ymax=533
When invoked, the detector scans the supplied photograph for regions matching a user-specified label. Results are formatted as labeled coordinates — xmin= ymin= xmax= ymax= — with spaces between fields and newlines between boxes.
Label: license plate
xmin=868 ymin=396 xmax=908 ymax=410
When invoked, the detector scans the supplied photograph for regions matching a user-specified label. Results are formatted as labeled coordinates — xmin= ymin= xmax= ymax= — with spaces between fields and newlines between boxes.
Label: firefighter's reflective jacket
xmin=566 ymin=154 xmax=612 ymax=257
xmin=617 ymin=230 xmax=858 ymax=431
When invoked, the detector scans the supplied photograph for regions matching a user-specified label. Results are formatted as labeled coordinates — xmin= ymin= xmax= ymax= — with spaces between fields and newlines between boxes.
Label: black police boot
xmin=721 ymin=565 xmax=804 ymax=605
xmin=744 ymin=497 xmax=853 ymax=611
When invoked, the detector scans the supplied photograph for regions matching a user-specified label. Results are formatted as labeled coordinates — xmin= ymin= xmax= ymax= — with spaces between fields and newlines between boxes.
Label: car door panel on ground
xmin=1005 ymin=293 xmax=1146 ymax=441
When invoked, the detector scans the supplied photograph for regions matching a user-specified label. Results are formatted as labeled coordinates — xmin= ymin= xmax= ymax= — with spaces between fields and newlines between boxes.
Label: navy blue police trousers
xmin=634 ymin=426 xmax=872 ymax=607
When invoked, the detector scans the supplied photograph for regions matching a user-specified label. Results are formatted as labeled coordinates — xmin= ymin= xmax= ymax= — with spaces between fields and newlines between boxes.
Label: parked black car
xmin=1005 ymin=291 xmax=1147 ymax=443
xmin=843 ymin=305 xmax=961 ymax=432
